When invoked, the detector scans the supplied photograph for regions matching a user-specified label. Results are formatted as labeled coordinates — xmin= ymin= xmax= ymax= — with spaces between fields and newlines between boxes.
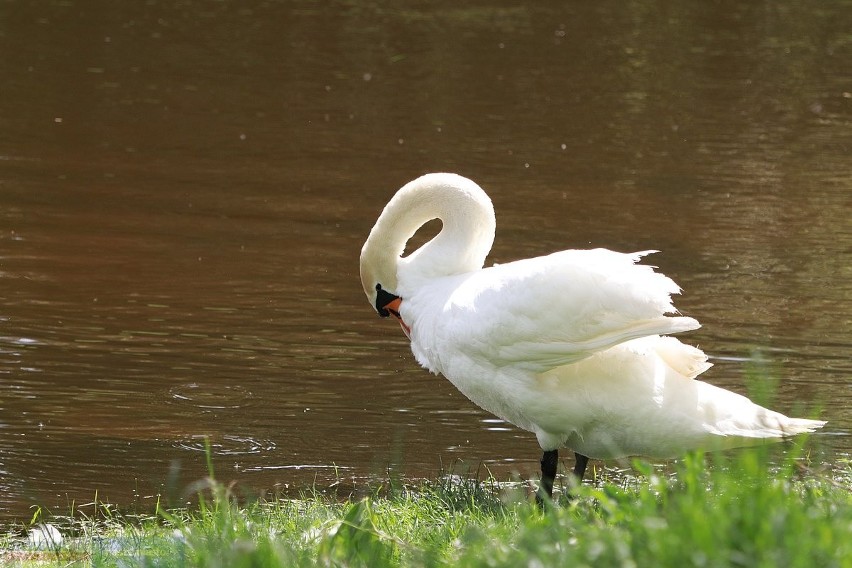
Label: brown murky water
xmin=1 ymin=1 xmax=850 ymax=522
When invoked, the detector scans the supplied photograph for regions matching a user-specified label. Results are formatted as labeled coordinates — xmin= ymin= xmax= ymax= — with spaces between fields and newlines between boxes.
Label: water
xmin=1 ymin=1 xmax=850 ymax=522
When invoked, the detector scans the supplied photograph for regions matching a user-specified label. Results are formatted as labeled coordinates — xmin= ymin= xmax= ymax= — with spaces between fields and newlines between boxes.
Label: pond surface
xmin=1 ymin=1 xmax=850 ymax=522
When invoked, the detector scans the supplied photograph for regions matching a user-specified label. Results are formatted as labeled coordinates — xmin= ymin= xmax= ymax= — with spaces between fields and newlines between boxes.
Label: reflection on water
xmin=1 ymin=1 xmax=850 ymax=522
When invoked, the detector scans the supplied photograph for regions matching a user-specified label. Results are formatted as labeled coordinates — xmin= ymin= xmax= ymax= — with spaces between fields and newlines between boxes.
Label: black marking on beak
xmin=375 ymin=283 xmax=400 ymax=317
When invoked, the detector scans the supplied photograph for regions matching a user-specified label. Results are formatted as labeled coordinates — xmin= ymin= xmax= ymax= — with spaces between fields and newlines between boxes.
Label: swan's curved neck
xmin=360 ymin=174 xmax=496 ymax=299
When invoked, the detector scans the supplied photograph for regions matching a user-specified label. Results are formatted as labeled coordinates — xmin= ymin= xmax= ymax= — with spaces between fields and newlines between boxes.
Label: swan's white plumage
xmin=406 ymin=248 xmax=701 ymax=374
xmin=360 ymin=173 xmax=825 ymax=461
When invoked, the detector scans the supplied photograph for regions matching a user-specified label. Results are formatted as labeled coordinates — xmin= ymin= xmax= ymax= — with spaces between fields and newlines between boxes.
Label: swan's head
xmin=359 ymin=262 xmax=400 ymax=318
xmin=360 ymin=173 xmax=496 ymax=319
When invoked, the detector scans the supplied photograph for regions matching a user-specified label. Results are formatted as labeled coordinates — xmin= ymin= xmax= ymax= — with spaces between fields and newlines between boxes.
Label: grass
xmin=1 ymin=440 xmax=850 ymax=567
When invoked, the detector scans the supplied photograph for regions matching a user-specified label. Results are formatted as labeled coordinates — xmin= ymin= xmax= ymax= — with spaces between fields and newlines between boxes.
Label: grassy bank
xmin=2 ymin=444 xmax=850 ymax=567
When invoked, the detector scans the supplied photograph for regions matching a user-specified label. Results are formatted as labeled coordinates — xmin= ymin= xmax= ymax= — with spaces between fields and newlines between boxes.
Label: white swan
xmin=360 ymin=173 xmax=826 ymax=501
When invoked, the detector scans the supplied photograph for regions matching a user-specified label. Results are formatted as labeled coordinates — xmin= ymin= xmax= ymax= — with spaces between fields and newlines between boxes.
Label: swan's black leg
xmin=537 ymin=449 xmax=558 ymax=507
xmin=573 ymin=452 xmax=589 ymax=482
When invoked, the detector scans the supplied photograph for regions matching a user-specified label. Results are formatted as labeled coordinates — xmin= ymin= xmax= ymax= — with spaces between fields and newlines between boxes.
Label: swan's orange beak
xmin=382 ymin=296 xmax=411 ymax=339
xmin=382 ymin=296 xmax=402 ymax=318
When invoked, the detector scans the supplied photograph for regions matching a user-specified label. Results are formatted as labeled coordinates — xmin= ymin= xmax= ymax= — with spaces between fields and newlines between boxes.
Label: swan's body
xmin=360 ymin=173 xmax=825 ymax=499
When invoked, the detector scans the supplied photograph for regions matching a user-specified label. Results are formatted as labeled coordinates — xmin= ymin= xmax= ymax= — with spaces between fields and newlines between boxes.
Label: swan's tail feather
xmin=606 ymin=316 xmax=700 ymax=349
xmin=695 ymin=379 xmax=826 ymax=442
xmin=653 ymin=336 xmax=712 ymax=379
xmin=709 ymin=413 xmax=826 ymax=440
xmin=776 ymin=417 xmax=827 ymax=437
xmin=667 ymin=316 xmax=701 ymax=334
xmin=754 ymin=412 xmax=826 ymax=439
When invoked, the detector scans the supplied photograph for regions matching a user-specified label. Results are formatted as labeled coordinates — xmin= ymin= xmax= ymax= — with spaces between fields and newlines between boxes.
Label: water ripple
xmin=174 ymin=434 xmax=276 ymax=456
xmin=167 ymin=383 xmax=253 ymax=411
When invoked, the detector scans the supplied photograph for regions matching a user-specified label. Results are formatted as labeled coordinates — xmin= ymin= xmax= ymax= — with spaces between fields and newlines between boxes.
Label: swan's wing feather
xmin=440 ymin=249 xmax=699 ymax=372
